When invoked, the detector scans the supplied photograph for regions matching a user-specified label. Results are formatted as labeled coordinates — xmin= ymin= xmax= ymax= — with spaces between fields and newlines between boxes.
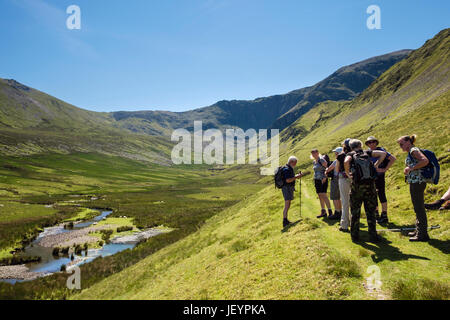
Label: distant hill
xmin=111 ymin=50 xmax=412 ymax=135
xmin=0 ymin=79 xmax=172 ymax=163
xmin=0 ymin=49 xmax=411 ymax=160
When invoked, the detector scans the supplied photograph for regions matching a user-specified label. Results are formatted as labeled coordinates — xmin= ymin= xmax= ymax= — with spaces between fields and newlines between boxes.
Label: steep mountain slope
xmin=0 ymin=79 xmax=173 ymax=163
xmin=280 ymin=28 xmax=450 ymax=164
xmin=111 ymin=50 xmax=411 ymax=136
xmin=73 ymin=29 xmax=449 ymax=300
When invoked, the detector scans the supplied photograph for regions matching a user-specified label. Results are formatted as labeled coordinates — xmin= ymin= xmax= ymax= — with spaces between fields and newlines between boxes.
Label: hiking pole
xmin=299 ymin=177 xmax=302 ymax=219
xmin=377 ymin=225 xmax=441 ymax=233
xmin=297 ymin=171 xmax=310 ymax=220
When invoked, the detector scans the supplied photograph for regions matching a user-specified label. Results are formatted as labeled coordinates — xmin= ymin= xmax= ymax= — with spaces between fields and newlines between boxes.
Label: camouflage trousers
xmin=350 ymin=182 xmax=378 ymax=238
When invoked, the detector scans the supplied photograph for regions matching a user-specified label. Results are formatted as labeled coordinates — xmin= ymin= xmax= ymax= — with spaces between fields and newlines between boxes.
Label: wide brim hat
xmin=365 ymin=136 xmax=379 ymax=146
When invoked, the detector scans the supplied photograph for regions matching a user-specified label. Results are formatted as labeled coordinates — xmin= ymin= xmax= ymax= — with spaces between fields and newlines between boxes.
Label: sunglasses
xmin=367 ymin=141 xmax=377 ymax=144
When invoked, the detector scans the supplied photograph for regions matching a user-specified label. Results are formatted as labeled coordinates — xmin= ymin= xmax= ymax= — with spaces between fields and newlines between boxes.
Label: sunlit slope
xmin=0 ymin=79 xmax=173 ymax=163
xmin=281 ymin=28 xmax=449 ymax=167
xmin=74 ymin=178 xmax=448 ymax=300
xmin=74 ymin=30 xmax=449 ymax=300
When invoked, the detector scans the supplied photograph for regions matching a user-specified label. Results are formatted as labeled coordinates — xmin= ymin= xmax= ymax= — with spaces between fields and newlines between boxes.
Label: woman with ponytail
xmin=397 ymin=135 xmax=430 ymax=242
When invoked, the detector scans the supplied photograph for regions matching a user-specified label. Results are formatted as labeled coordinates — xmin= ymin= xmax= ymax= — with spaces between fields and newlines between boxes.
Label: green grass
xmin=0 ymin=153 xmax=265 ymax=299
xmin=0 ymin=29 xmax=449 ymax=301
xmin=73 ymin=179 xmax=449 ymax=300
xmin=71 ymin=30 xmax=449 ymax=300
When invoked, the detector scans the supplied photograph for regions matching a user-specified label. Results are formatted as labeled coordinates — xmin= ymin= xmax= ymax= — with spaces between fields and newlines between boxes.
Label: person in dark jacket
xmin=281 ymin=156 xmax=303 ymax=227
xmin=344 ymin=139 xmax=386 ymax=242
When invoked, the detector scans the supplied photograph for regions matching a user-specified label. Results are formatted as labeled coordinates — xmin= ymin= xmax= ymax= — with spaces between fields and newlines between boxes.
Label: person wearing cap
xmin=325 ymin=147 xmax=343 ymax=220
xmin=335 ymin=139 xmax=352 ymax=232
xmin=365 ymin=136 xmax=397 ymax=224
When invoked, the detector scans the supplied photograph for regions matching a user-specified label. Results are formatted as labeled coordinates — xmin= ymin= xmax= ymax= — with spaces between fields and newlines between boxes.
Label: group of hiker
xmin=276 ymin=135 xmax=444 ymax=243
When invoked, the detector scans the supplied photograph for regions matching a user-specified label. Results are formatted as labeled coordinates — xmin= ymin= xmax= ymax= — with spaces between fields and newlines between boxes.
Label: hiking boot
xmin=283 ymin=219 xmax=291 ymax=228
xmin=334 ymin=211 xmax=342 ymax=220
xmin=317 ymin=209 xmax=327 ymax=218
xmin=339 ymin=227 xmax=349 ymax=233
xmin=377 ymin=212 xmax=389 ymax=224
xmin=328 ymin=209 xmax=334 ymax=218
xmin=407 ymin=230 xmax=417 ymax=237
xmin=425 ymin=199 xmax=445 ymax=210
xmin=440 ymin=201 xmax=450 ymax=211
xmin=409 ymin=235 xmax=430 ymax=242
xmin=328 ymin=210 xmax=339 ymax=220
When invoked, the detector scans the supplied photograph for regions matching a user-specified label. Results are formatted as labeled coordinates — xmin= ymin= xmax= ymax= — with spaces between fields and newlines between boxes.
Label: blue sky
xmin=0 ymin=0 xmax=448 ymax=112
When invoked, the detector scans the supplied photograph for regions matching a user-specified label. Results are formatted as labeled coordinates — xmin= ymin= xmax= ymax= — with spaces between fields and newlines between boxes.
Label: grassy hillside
xmin=0 ymin=152 xmax=266 ymax=299
xmin=0 ymin=50 xmax=410 ymax=159
xmin=73 ymin=29 xmax=449 ymax=300
xmin=0 ymin=79 xmax=174 ymax=162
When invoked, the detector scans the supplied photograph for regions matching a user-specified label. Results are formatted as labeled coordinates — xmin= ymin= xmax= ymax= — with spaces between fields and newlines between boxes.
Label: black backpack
xmin=274 ymin=165 xmax=288 ymax=189
xmin=322 ymin=154 xmax=334 ymax=179
xmin=351 ymin=151 xmax=377 ymax=183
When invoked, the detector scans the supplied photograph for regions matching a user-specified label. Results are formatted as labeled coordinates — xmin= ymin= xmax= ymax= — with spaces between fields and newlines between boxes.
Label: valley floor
xmin=74 ymin=179 xmax=449 ymax=300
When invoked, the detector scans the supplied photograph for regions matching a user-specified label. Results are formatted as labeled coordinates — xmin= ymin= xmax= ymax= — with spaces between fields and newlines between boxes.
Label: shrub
xmin=52 ymin=247 xmax=60 ymax=256
xmin=0 ymin=256 xmax=41 ymax=266
xmin=326 ymin=255 xmax=361 ymax=278
xmin=391 ymin=278 xmax=450 ymax=300
xmin=116 ymin=226 xmax=133 ymax=233
xmin=74 ymin=244 xmax=83 ymax=255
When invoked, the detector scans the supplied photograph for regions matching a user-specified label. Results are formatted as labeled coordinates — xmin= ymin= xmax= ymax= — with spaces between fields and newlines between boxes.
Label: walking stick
xmin=299 ymin=178 xmax=302 ymax=219
xmin=377 ymin=225 xmax=441 ymax=233
xmin=298 ymin=171 xmax=310 ymax=220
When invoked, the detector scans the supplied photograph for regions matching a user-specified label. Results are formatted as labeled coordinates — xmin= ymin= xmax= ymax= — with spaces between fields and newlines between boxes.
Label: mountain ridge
xmin=109 ymin=50 xmax=412 ymax=135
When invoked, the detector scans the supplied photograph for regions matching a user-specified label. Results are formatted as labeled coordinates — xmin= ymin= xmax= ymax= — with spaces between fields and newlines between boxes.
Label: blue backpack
xmin=408 ymin=149 xmax=440 ymax=185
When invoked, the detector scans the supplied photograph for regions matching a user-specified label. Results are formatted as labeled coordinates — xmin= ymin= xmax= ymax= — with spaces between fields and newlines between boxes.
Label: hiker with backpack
xmin=310 ymin=149 xmax=333 ymax=218
xmin=274 ymin=156 xmax=304 ymax=227
xmin=335 ymin=138 xmax=352 ymax=232
xmin=397 ymin=135 xmax=437 ymax=242
xmin=344 ymin=139 xmax=386 ymax=242
xmin=365 ymin=136 xmax=397 ymax=224
xmin=325 ymin=147 xmax=343 ymax=220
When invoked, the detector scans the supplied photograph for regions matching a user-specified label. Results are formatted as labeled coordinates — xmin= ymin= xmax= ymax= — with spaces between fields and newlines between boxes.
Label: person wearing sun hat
xmin=365 ymin=136 xmax=397 ymax=224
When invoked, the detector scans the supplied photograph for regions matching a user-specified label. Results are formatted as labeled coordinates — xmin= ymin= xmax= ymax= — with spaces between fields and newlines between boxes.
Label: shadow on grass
xmin=323 ymin=217 xmax=340 ymax=226
xmin=281 ymin=219 xmax=303 ymax=233
xmin=428 ymin=239 xmax=450 ymax=255
xmin=376 ymin=222 xmax=448 ymax=254
xmin=352 ymin=230 xmax=430 ymax=263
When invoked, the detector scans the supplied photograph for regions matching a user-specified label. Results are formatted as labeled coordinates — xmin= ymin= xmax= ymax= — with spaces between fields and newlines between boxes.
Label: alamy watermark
xmin=66 ymin=5 xmax=81 ymax=30
xmin=367 ymin=5 xmax=381 ymax=30
xmin=171 ymin=121 xmax=279 ymax=176
xmin=366 ymin=265 xmax=382 ymax=290
xmin=65 ymin=5 xmax=380 ymax=31
xmin=66 ymin=265 xmax=81 ymax=290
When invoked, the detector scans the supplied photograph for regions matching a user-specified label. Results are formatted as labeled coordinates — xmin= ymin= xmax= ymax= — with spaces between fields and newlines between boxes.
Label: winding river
xmin=1 ymin=210 xmax=148 ymax=284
